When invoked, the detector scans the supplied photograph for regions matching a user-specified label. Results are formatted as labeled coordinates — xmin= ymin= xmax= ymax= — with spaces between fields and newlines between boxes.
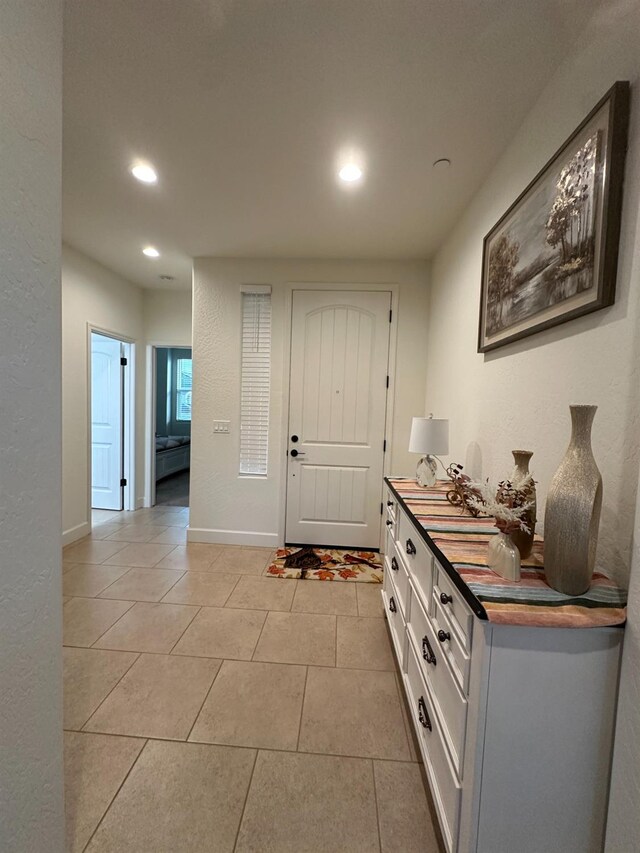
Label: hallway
xmin=63 ymin=506 xmax=439 ymax=852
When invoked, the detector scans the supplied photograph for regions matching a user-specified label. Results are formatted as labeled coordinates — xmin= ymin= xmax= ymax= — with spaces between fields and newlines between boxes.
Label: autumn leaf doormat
xmin=265 ymin=546 xmax=383 ymax=582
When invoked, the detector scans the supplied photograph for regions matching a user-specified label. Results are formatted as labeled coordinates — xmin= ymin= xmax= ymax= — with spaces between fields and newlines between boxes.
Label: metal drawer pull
xmin=418 ymin=696 xmax=432 ymax=731
xmin=391 ymin=557 xmax=399 ymax=572
xmin=386 ymin=520 xmax=393 ymax=527
xmin=440 ymin=591 xmax=453 ymax=605
xmin=437 ymin=629 xmax=451 ymax=643
xmin=406 ymin=538 xmax=417 ymax=556
xmin=389 ymin=596 xmax=397 ymax=614
xmin=422 ymin=636 xmax=437 ymax=666
xmin=387 ymin=500 xmax=393 ymax=507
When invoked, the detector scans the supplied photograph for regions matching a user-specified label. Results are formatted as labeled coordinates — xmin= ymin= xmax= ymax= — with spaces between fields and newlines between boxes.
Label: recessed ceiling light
xmin=131 ymin=162 xmax=158 ymax=184
xmin=432 ymin=158 xmax=451 ymax=170
xmin=338 ymin=163 xmax=363 ymax=183
xmin=142 ymin=246 xmax=160 ymax=258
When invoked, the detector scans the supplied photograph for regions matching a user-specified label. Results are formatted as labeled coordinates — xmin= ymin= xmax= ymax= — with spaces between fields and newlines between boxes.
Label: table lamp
xmin=409 ymin=415 xmax=449 ymax=488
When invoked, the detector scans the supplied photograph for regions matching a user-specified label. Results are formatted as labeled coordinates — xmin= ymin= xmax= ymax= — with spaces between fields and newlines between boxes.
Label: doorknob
xmin=290 ymin=449 xmax=306 ymax=458
xmin=290 ymin=434 xmax=299 ymax=443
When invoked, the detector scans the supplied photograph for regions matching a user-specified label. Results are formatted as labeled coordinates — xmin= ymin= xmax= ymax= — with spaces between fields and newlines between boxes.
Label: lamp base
xmin=416 ymin=455 xmax=438 ymax=488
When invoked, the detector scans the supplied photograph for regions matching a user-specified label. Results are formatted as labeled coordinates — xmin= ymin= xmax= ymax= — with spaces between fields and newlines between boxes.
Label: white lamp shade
xmin=409 ymin=417 xmax=449 ymax=455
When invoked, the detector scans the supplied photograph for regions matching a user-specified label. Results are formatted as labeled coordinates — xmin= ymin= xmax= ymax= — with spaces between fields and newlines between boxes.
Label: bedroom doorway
xmin=153 ymin=346 xmax=192 ymax=507
xmin=90 ymin=330 xmax=133 ymax=512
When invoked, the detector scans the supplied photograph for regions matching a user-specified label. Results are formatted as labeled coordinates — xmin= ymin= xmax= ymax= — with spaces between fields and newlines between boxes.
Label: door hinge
xmin=120 ymin=357 xmax=128 ymax=366
xmin=380 ymin=502 xmax=383 ymax=515
xmin=386 ymin=375 xmax=389 ymax=388
xmin=383 ymin=439 xmax=387 ymax=453
xmin=389 ymin=309 xmax=393 ymax=323
xmin=120 ymin=478 xmax=127 ymax=487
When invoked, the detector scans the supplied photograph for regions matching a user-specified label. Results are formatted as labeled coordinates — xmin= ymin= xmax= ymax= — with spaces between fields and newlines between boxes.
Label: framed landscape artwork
xmin=478 ymin=81 xmax=630 ymax=353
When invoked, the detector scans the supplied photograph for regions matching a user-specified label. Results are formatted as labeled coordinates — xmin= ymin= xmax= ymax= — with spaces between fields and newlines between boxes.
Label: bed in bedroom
xmin=155 ymin=435 xmax=191 ymax=481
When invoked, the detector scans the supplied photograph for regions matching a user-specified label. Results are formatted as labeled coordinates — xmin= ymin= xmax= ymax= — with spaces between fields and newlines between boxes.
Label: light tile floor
xmin=62 ymin=506 xmax=443 ymax=852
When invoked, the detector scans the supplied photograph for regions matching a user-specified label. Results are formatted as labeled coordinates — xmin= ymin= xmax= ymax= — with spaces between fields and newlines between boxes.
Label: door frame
xmin=278 ymin=283 xmax=399 ymax=547
xmin=145 ymin=342 xmax=193 ymax=507
xmin=87 ymin=324 xmax=136 ymax=522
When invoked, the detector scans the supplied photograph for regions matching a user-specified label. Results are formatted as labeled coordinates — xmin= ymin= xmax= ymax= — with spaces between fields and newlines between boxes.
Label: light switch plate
xmin=213 ymin=420 xmax=230 ymax=434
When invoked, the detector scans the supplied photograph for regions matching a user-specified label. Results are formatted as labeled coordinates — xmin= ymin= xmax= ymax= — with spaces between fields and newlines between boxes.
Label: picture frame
xmin=478 ymin=81 xmax=630 ymax=353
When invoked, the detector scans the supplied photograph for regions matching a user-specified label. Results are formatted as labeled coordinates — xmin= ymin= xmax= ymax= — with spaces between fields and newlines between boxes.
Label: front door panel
xmin=286 ymin=290 xmax=391 ymax=548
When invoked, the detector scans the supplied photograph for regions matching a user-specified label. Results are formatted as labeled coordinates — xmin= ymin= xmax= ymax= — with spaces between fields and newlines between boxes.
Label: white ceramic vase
xmin=544 ymin=405 xmax=602 ymax=595
xmin=487 ymin=530 xmax=521 ymax=582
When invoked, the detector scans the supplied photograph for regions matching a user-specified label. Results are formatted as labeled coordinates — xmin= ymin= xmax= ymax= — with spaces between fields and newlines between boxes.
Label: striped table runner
xmin=387 ymin=478 xmax=627 ymax=628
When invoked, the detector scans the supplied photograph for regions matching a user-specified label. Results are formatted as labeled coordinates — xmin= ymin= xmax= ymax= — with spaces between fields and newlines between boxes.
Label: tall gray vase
xmin=544 ymin=405 xmax=603 ymax=595
xmin=511 ymin=450 xmax=536 ymax=559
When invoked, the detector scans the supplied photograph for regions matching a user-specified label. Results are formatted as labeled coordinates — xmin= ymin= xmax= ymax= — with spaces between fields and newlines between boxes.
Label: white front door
xmin=91 ymin=333 xmax=124 ymax=510
xmin=285 ymin=290 xmax=391 ymax=548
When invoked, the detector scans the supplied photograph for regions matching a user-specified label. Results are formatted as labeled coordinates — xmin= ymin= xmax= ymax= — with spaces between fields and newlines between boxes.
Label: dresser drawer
xmin=382 ymin=579 xmax=407 ymax=672
xmin=407 ymin=580 xmax=468 ymax=777
xmin=384 ymin=489 xmax=399 ymax=539
xmin=405 ymin=640 xmax=461 ymax=853
xmin=431 ymin=593 xmax=471 ymax=695
xmin=397 ymin=511 xmax=434 ymax=606
xmin=386 ymin=538 xmax=410 ymax=618
xmin=434 ymin=562 xmax=473 ymax=652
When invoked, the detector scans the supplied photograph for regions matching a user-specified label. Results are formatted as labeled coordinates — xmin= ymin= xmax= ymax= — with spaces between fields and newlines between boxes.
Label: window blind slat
xmin=175 ymin=358 xmax=193 ymax=422
xmin=240 ymin=292 xmax=271 ymax=476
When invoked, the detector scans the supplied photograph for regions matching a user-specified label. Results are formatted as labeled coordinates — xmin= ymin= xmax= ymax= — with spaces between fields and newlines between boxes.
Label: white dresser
xmin=382 ymin=479 xmax=624 ymax=853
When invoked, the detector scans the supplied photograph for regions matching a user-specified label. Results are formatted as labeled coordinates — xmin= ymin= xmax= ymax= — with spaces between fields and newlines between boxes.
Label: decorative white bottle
xmin=487 ymin=530 xmax=521 ymax=582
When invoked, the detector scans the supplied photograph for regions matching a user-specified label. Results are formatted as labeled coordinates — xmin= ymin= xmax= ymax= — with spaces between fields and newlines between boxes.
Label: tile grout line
xmin=220 ymin=574 xmax=243 ymax=606
xmin=232 ymin=748 xmax=260 ymax=853
xmin=167 ymin=604 xmax=203 ymax=654
xmin=66 ymin=728 xmax=424 ymax=764
xmin=295 ymin=666 xmax=310 ymax=751
xmin=67 ymin=577 xmax=384 ymax=618
xmin=99 ymin=540 xmax=178 ymax=571
xmin=184 ymin=658 xmax=225 ymax=742
xmin=65 ymin=640 xmax=395 ymax=673
xmin=371 ymin=758 xmax=384 ymax=853
xmin=249 ymin=609 xmax=271 ymax=661
xmin=94 ymin=566 xmax=179 ymax=601
xmin=80 ymin=737 xmax=150 ymax=853
xmin=82 ymin=600 xmax=137 ymax=649
xmin=154 ymin=568 xmax=188 ymax=603
xmin=79 ymin=652 xmax=142 ymax=732
xmin=103 ymin=524 xmax=170 ymax=544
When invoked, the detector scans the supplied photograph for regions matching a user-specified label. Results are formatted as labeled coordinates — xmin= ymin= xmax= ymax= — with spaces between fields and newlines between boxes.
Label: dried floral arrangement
xmin=445 ymin=462 xmax=482 ymax=517
xmin=467 ymin=474 xmax=535 ymax=535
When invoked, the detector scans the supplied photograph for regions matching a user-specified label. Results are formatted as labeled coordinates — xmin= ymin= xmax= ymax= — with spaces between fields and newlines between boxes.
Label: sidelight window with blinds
xmin=239 ymin=287 xmax=272 ymax=476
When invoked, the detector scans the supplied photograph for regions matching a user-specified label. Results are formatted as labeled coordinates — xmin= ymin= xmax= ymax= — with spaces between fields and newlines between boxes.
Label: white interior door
xmin=285 ymin=290 xmax=391 ymax=548
xmin=91 ymin=333 xmax=124 ymax=510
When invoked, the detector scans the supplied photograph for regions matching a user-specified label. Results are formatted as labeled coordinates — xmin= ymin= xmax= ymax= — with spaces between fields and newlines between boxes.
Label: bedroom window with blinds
xmin=175 ymin=358 xmax=193 ymax=422
xmin=240 ymin=287 xmax=271 ymax=476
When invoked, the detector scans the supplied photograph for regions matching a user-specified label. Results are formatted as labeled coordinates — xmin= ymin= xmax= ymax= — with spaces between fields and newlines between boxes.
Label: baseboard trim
xmin=187 ymin=527 xmax=280 ymax=548
xmin=62 ymin=521 xmax=91 ymax=547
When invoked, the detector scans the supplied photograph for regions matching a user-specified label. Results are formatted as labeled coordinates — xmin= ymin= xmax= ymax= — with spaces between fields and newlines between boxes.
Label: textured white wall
xmin=62 ymin=245 xmax=145 ymax=537
xmin=0 ymin=1 xmax=65 ymax=850
xmin=422 ymin=4 xmax=640 ymax=847
xmin=143 ymin=288 xmax=193 ymax=346
xmin=191 ymin=258 xmax=429 ymax=544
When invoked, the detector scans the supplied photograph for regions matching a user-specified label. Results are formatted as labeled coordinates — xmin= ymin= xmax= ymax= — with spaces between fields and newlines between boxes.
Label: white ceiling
xmin=63 ymin=0 xmax=601 ymax=291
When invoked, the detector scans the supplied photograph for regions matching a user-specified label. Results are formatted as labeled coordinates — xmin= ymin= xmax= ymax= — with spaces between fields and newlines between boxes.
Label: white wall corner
xmin=62 ymin=521 xmax=92 ymax=547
